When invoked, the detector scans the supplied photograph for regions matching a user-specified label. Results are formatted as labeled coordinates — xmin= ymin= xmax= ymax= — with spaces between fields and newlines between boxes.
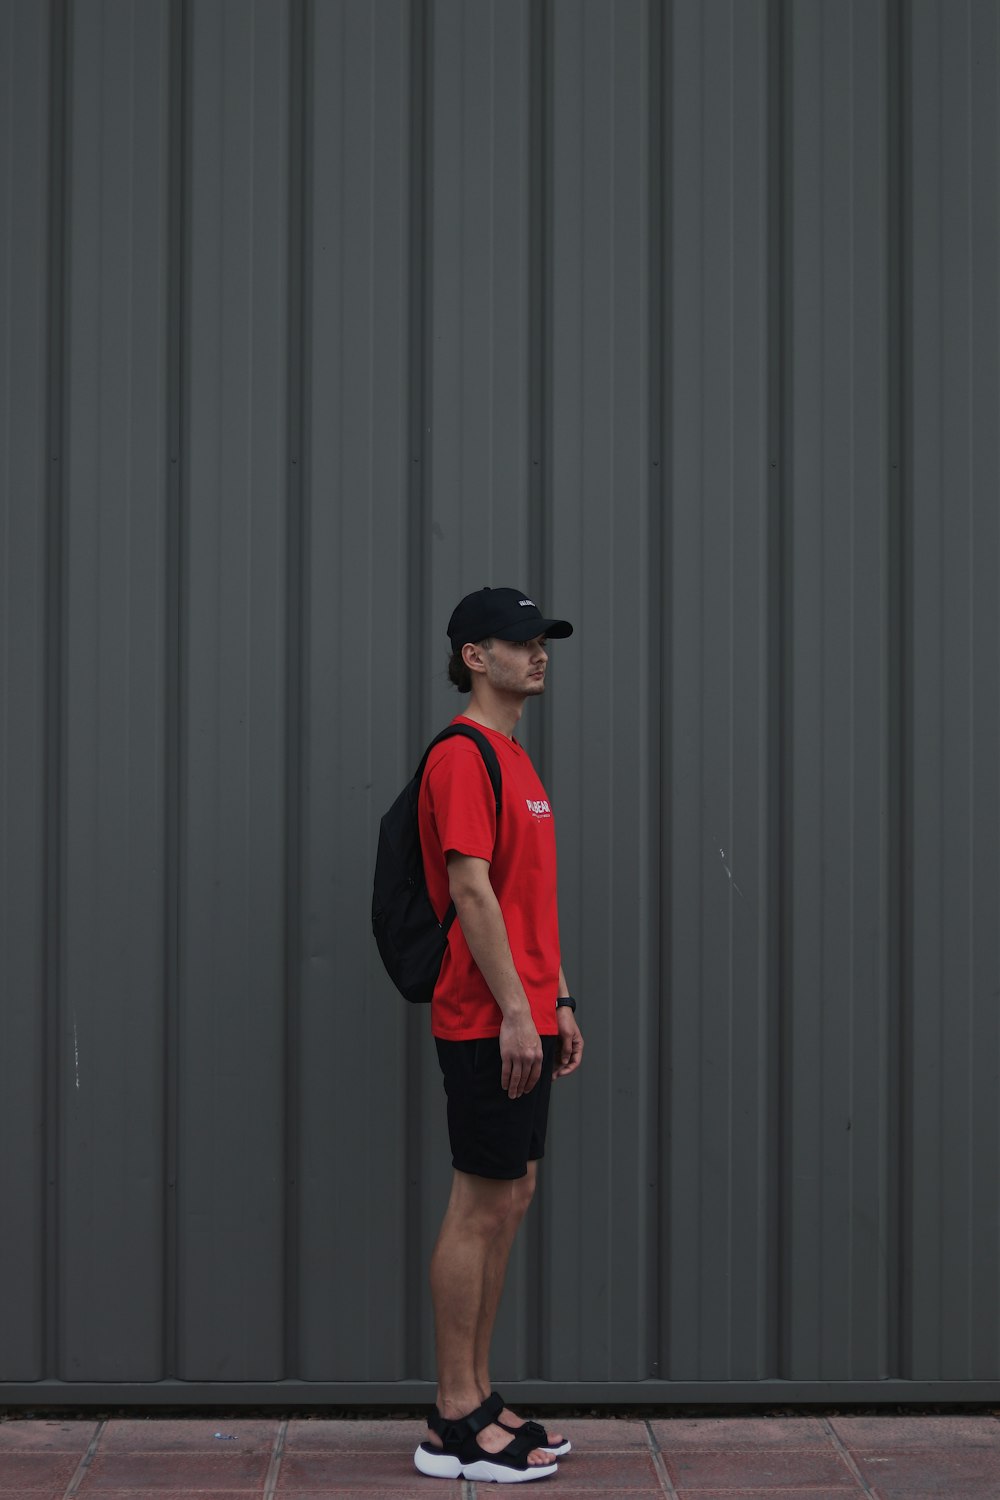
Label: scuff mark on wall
xmin=718 ymin=846 xmax=745 ymax=898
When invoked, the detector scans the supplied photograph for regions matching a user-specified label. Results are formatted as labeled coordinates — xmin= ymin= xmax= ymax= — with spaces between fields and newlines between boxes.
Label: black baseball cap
xmin=447 ymin=587 xmax=574 ymax=652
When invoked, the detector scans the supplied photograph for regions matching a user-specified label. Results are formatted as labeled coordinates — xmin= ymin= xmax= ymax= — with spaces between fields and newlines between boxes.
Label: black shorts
xmin=435 ymin=1035 xmax=557 ymax=1180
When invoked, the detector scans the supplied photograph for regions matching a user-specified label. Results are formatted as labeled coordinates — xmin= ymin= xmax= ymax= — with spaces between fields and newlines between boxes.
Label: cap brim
xmin=494 ymin=617 xmax=573 ymax=642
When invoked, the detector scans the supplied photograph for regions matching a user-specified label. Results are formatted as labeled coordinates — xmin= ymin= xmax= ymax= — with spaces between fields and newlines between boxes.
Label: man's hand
xmin=553 ymin=1007 xmax=583 ymax=1078
xmin=499 ymin=1013 xmax=543 ymax=1099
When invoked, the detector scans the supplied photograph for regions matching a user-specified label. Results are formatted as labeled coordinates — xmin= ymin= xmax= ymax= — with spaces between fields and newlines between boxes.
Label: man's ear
xmin=462 ymin=641 xmax=487 ymax=675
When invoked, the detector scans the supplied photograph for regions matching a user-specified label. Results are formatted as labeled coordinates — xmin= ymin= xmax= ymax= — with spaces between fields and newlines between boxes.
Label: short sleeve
xmin=424 ymin=739 xmax=497 ymax=862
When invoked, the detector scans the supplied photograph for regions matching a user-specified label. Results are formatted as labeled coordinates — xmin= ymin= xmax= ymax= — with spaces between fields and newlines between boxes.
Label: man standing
xmin=413 ymin=587 xmax=584 ymax=1485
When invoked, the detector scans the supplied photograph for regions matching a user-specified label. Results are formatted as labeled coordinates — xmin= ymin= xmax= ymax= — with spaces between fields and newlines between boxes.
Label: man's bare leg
xmin=427 ymin=1169 xmax=550 ymax=1465
xmin=471 ymin=1163 xmax=565 ymax=1449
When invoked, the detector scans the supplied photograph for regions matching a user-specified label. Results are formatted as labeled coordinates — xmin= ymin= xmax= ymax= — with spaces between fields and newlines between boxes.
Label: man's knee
xmin=511 ymin=1166 xmax=536 ymax=1220
xmin=449 ymin=1171 xmax=517 ymax=1239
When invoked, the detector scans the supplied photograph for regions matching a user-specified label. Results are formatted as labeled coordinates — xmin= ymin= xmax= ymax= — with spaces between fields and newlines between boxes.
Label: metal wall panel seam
xmin=43 ymin=0 xmax=70 ymax=1386
xmin=59 ymin=0 xmax=172 ymax=1378
xmin=905 ymin=0 xmax=945 ymax=1381
xmin=967 ymin=0 xmax=1000 ymax=1380
xmin=300 ymin=0 xmax=414 ymax=1380
xmin=767 ymin=0 xmax=792 ymax=1382
xmin=404 ymin=0 xmax=433 ymax=1379
xmin=782 ymin=0 xmax=897 ymax=1380
xmin=885 ymin=0 xmax=907 ymax=1385
xmin=283 ymin=0 xmax=309 ymax=1386
xmin=162 ymin=0 xmax=189 ymax=1387
xmin=893 ymin=0 xmax=915 ymax=1384
xmin=0 ymin=0 xmax=53 ymax=1383
xmin=179 ymin=0 xmax=291 ymax=1378
xmin=647 ymin=0 xmax=667 ymax=1385
xmin=904 ymin=0 xmax=1000 ymax=1381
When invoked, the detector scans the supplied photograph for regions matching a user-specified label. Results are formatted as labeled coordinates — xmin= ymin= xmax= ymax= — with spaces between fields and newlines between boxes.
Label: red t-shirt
xmin=418 ymin=715 xmax=561 ymax=1040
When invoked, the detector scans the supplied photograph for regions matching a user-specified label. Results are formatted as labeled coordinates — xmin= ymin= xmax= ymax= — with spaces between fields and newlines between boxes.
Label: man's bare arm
xmin=446 ymin=852 xmax=542 ymax=1099
xmin=554 ymin=963 xmax=584 ymax=1078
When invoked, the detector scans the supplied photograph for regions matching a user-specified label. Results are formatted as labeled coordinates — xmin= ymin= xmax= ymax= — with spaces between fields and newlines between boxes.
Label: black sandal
xmin=414 ymin=1393 xmax=559 ymax=1483
xmin=495 ymin=1409 xmax=571 ymax=1459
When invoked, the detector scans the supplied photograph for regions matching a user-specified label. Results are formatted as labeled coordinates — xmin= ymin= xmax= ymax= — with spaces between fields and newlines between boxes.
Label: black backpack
xmin=372 ymin=724 xmax=502 ymax=1003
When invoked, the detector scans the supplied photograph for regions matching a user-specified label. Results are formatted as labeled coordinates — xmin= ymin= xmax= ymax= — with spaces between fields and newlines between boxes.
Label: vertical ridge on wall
xmin=404 ymin=0 xmax=433 ymax=1379
xmin=767 ymin=0 xmax=790 ymax=1384
xmin=907 ymin=0 xmax=1000 ymax=1380
xmin=0 ymin=0 xmax=54 ymax=1383
xmin=299 ymin=0 xmax=413 ymax=1381
xmin=162 ymin=0 xmax=189 ymax=1382
xmin=546 ymin=0 xmax=655 ymax=1382
xmin=41 ymin=0 xmax=68 ymax=1380
xmin=782 ymin=0 xmax=895 ymax=1380
xmin=43 ymin=0 xmax=70 ymax=1386
xmin=59 ymin=0 xmax=172 ymax=1380
xmin=282 ymin=0 xmax=309 ymax=1384
xmin=407 ymin=0 xmax=433 ymax=763
xmin=178 ymin=0 xmax=291 ymax=1379
xmin=646 ymin=0 xmax=668 ymax=1384
xmin=885 ymin=0 xmax=905 ymax=1382
xmin=895 ymin=0 xmax=915 ymax=1382
xmin=667 ymin=0 xmax=774 ymax=1380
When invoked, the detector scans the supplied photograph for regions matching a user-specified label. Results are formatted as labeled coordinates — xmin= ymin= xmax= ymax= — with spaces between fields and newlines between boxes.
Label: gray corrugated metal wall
xmin=2 ymin=0 xmax=1000 ymax=1404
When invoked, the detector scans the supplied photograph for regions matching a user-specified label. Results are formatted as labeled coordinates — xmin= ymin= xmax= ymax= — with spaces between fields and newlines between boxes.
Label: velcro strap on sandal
xmin=493 ymin=1426 xmax=540 ymax=1463
xmin=463 ymin=1395 xmax=501 ymax=1437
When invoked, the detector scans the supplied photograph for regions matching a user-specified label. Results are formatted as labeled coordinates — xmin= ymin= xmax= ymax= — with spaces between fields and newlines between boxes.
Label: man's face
xmin=480 ymin=635 xmax=549 ymax=697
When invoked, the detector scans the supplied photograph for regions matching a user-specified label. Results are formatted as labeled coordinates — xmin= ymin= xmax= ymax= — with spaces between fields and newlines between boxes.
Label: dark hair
xmin=447 ymin=638 xmax=492 ymax=693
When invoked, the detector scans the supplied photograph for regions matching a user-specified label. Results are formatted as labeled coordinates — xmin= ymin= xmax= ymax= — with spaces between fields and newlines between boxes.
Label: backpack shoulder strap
xmin=417 ymin=724 xmax=502 ymax=814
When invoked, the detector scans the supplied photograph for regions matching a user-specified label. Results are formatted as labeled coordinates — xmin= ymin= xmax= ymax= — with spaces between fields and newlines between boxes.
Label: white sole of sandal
xmin=463 ymin=1457 xmax=559 ymax=1483
xmin=414 ymin=1445 xmax=463 ymax=1479
xmin=414 ymin=1444 xmax=558 ymax=1482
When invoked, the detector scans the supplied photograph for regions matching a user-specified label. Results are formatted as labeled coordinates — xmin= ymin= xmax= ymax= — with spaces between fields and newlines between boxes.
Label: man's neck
xmin=460 ymin=687 xmax=525 ymax=739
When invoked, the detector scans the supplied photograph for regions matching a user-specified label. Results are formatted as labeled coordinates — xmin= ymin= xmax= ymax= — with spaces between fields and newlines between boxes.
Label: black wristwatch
xmin=556 ymin=995 xmax=576 ymax=1012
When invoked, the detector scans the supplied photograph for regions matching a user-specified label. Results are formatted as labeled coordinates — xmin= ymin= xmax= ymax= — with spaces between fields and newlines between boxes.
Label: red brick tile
xmin=869 ymin=1490 xmax=1000 ymax=1500
xmin=664 ymin=1449 xmax=856 ymax=1490
xmin=1 ymin=1494 xmax=90 ymax=1500
xmin=279 ymin=1450 xmax=656 ymax=1491
xmin=101 ymin=1419 xmax=278 ymax=1453
xmin=278 ymin=1493 xmax=469 ymax=1500
xmin=75 ymin=1494 xmax=264 ymax=1500
xmin=483 ymin=1453 xmax=660 ymax=1490
xmin=276 ymin=1452 xmax=434 ymax=1490
xmin=546 ymin=1492 xmax=662 ymax=1500
xmin=0 ymin=1419 xmax=98 ymax=1452
xmin=76 ymin=1452 xmax=269 ymax=1490
xmin=532 ymin=1418 xmax=650 ymax=1451
xmin=283 ymin=1421 xmax=424 ymax=1453
xmin=675 ymin=1492 xmax=863 ymax=1500
xmin=652 ymin=1417 xmax=834 ymax=1451
xmin=830 ymin=1414 xmax=1000 ymax=1450
xmin=854 ymin=1448 xmax=1000 ymax=1493
xmin=0 ymin=1452 xmax=82 ymax=1489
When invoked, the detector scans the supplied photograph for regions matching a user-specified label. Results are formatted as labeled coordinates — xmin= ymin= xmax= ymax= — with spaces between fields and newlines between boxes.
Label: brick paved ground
xmin=3 ymin=1411 xmax=1000 ymax=1498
